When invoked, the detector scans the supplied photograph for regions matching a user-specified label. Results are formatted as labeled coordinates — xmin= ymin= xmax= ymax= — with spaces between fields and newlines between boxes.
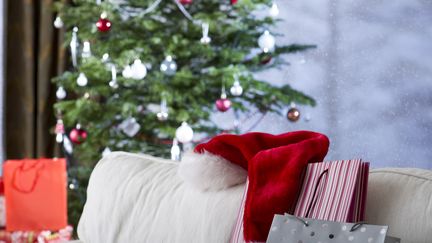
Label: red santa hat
xmin=178 ymin=131 xmax=329 ymax=242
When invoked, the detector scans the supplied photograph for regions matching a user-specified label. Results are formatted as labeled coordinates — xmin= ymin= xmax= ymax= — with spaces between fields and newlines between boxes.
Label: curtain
xmin=5 ymin=0 xmax=65 ymax=159
xmin=0 ymin=0 xmax=5 ymax=164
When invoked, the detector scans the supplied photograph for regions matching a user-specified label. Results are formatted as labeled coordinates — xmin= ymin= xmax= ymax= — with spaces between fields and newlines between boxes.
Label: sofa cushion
xmin=366 ymin=168 xmax=432 ymax=243
xmin=77 ymin=152 xmax=244 ymax=243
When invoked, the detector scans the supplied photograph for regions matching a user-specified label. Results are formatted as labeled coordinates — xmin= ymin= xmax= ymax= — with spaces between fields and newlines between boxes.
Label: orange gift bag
xmin=3 ymin=158 xmax=67 ymax=231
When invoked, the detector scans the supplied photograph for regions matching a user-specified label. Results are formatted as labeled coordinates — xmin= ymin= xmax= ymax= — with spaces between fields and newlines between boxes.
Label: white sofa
xmin=74 ymin=152 xmax=432 ymax=243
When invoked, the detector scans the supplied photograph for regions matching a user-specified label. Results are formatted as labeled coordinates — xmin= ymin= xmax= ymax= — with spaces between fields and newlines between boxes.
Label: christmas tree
xmin=52 ymin=0 xmax=316 ymax=229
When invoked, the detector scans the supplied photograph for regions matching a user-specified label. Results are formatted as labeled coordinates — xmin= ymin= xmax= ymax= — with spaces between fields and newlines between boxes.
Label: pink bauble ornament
xmin=180 ymin=0 xmax=192 ymax=5
xmin=216 ymin=98 xmax=231 ymax=112
xmin=69 ymin=125 xmax=88 ymax=144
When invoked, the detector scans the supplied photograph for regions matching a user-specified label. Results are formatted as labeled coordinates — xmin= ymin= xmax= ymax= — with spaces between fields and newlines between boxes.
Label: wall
xmin=253 ymin=0 xmax=432 ymax=168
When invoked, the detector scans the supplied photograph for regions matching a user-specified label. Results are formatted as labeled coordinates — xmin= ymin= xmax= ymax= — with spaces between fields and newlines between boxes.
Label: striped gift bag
xmin=293 ymin=159 xmax=369 ymax=222
xmin=230 ymin=180 xmax=249 ymax=243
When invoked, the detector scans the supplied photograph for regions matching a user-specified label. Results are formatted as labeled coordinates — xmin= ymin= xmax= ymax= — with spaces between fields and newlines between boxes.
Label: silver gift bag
xmin=266 ymin=214 xmax=400 ymax=243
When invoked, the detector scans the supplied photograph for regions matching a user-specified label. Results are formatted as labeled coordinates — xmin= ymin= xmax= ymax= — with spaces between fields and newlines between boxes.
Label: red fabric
xmin=194 ymin=131 xmax=329 ymax=242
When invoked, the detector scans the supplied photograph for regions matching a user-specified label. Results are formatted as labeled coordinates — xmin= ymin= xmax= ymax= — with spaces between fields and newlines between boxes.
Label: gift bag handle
xmin=12 ymin=160 xmax=45 ymax=193
xmin=293 ymin=216 xmax=367 ymax=232
xmin=305 ymin=169 xmax=329 ymax=218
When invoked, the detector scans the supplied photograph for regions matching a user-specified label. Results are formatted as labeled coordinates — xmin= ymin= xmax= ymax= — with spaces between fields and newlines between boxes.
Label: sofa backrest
xmin=78 ymin=152 xmax=432 ymax=243
xmin=366 ymin=168 xmax=432 ymax=243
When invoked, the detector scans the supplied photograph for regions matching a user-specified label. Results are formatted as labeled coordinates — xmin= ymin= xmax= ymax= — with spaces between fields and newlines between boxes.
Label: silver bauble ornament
xmin=160 ymin=56 xmax=177 ymax=76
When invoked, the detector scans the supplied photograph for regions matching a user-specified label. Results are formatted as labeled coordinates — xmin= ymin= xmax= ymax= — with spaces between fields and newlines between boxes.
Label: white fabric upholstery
xmin=77 ymin=152 xmax=432 ymax=243
xmin=365 ymin=168 xmax=432 ymax=243
xmin=77 ymin=152 xmax=244 ymax=243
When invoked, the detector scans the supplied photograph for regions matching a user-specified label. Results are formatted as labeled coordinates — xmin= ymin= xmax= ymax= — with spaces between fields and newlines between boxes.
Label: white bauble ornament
xmin=53 ymin=16 xmax=64 ymax=29
xmin=269 ymin=2 xmax=279 ymax=17
xmin=160 ymin=56 xmax=177 ymax=76
xmin=130 ymin=59 xmax=147 ymax=80
xmin=77 ymin=73 xmax=88 ymax=86
xmin=175 ymin=122 xmax=194 ymax=143
xmin=258 ymin=30 xmax=275 ymax=53
xmin=122 ymin=65 xmax=133 ymax=78
xmin=56 ymin=86 xmax=67 ymax=99
xmin=230 ymin=80 xmax=243 ymax=96
xmin=82 ymin=41 xmax=91 ymax=58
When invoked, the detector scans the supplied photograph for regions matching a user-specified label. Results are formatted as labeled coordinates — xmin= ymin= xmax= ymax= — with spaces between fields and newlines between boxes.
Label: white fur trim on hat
xmin=178 ymin=150 xmax=247 ymax=191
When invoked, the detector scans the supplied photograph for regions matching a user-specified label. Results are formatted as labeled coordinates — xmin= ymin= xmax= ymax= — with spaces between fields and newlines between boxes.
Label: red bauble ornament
xmin=180 ymin=0 xmax=192 ymax=5
xmin=230 ymin=0 xmax=238 ymax=4
xmin=69 ymin=125 xmax=88 ymax=144
xmin=96 ymin=13 xmax=112 ymax=32
xmin=216 ymin=98 xmax=232 ymax=112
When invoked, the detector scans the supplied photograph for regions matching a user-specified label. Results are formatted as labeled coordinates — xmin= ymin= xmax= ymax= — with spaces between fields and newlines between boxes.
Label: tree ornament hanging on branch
xmin=76 ymin=73 xmax=88 ymax=87
xmin=102 ymin=147 xmax=112 ymax=157
xmin=200 ymin=22 xmax=211 ymax=44
xmin=109 ymin=65 xmax=119 ymax=89
xmin=269 ymin=2 xmax=280 ymax=17
xmin=69 ymin=27 xmax=79 ymax=68
xmin=179 ymin=0 xmax=192 ymax=5
xmin=56 ymin=86 xmax=67 ymax=100
xmin=160 ymin=56 xmax=177 ymax=76
xmin=216 ymin=85 xmax=232 ymax=112
xmin=175 ymin=122 xmax=194 ymax=143
xmin=96 ymin=12 xmax=112 ymax=32
xmin=156 ymin=97 xmax=169 ymax=121
xmin=258 ymin=30 xmax=275 ymax=53
xmin=63 ymin=136 xmax=73 ymax=154
xmin=55 ymin=118 xmax=65 ymax=143
xmin=82 ymin=41 xmax=92 ymax=58
xmin=119 ymin=117 xmax=141 ymax=137
xmin=69 ymin=124 xmax=88 ymax=144
xmin=53 ymin=15 xmax=64 ymax=29
xmin=68 ymin=178 xmax=79 ymax=190
xmin=171 ymin=138 xmax=181 ymax=161
xmin=230 ymin=74 xmax=243 ymax=96
xmin=123 ymin=59 xmax=147 ymax=80
xmin=260 ymin=54 xmax=272 ymax=65
xmin=287 ymin=103 xmax=301 ymax=122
